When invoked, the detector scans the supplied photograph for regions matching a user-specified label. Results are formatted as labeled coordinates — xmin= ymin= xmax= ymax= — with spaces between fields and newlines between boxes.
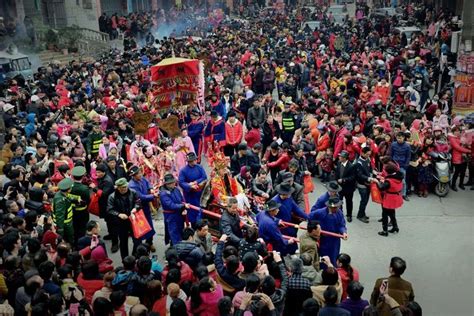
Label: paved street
xmin=99 ymin=165 xmax=473 ymax=316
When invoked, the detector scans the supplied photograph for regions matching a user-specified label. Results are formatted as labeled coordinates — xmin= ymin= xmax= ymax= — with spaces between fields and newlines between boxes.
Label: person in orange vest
xmin=376 ymin=163 xmax=404 ymax=237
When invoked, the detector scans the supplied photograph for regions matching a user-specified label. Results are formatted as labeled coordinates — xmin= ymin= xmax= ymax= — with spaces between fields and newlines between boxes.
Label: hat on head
xmin=3 ymin=103 xmax=15 ymax=112
xmin=58 ymin=178 xmax=73 ymax=191
xmin=326 ymin=196 xmax=342 ymax=208
xmin=317 ymin=125 xmax=327 ymax=132
xmin=31 ymin=95 xmax=40 ymax=102
xmin=128 ymin=165 xmax=140 ymax=176
xmin=338 ymin=150 xmax=349 ymax=159
xmin=190 ymin=108 xmax=201 ymax=116
xmin=115 ymin=177 xmax=128 ymax=187
xmin=71 ymin=166 xmax=86 ymax=177
xmin=325 ymin=181 xmax=342 ymax=193
xmin=265 ymin=200 xmax=281 ymax=211
xmin=163 ymin=173 xmax=176 ymax=185
xmin=186 ymin=152 xmax=198 ymax=161
xmin=210 ymin=110 xmax=218 ymax=117
xmin=36 ymin=143 xmax=48 ymax=148
xmin=276 ymin=183 xmax=295 ymax=195
xmin=281 ymin=172 xmax=294 ymax=182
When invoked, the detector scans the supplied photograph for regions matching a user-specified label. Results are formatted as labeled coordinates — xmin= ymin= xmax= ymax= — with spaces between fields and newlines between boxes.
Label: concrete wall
xmin=64 ymin=0 xmax=100 ymax=31
xmin=461 ymin=0 xmax=473 ymax=43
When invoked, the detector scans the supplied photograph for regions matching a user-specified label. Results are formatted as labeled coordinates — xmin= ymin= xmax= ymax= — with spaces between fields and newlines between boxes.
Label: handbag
xmin=88 ymin=189 xmax=102 ymax=216
xmin=130 ymin=209 xmax=152 ymax=239
xmin=370 ymin=182 xmax=383 ymax=204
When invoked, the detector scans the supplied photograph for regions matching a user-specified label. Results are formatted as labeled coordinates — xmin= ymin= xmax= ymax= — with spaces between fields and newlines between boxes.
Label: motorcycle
xmin=430 ymin=152 xmax=452 ymax=197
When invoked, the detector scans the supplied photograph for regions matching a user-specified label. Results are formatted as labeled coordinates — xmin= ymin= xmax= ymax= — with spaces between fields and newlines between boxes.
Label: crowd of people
xmin=0 ymin=0 xmax=472 ymax=315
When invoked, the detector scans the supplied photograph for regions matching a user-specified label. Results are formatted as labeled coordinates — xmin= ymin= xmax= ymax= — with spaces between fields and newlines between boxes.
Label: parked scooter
xmin=430 ymin=152 xmax=452 ymax=197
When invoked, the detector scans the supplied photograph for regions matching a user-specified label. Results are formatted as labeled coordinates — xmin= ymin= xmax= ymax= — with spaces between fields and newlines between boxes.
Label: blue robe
xmin=272 ymin=195 xmax=308 ymax=254
xmin=129 ymin=177 xmax=155 ymax=241
xmin=257 ymin=211 xmax=292 ymax=255
xmin=313 ymin=192 xmax=330 ymax=210
xmin=178 ymin=164 xmax=207 ymax=225
xmin=204 ymin=118 xmax=226 ymax=143
xmin=159 ymin=187 xmax=185 ymax=245
xmin=188 ymin=120 xmax=204 ymax=158
xmin=308 ymin=207 xmax=347 ymax=265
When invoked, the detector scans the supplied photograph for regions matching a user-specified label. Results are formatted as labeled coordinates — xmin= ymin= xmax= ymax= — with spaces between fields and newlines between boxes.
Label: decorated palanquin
xmin=150 ymin=58 xmax=203 ymax=110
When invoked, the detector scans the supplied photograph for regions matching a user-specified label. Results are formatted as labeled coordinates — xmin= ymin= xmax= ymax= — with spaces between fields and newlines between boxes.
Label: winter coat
xmin=448 ymin=134 xmax=470 ymax=164
xmin=225 ymin=120 xmax=243 ymax=146
xmin=174 ymin=241 xmax=205 ymax=269
xmin=390 ymin=141 xmax=411 ymax=169
xmin=378 ymin=173 xmax=404 ymax=210
xmin=186 ymin=283 xmax=224 ymax=316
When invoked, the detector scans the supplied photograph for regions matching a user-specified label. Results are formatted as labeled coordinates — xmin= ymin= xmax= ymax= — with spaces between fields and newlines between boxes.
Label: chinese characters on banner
xmin=453 ymin=74 xmax=474 ymax=115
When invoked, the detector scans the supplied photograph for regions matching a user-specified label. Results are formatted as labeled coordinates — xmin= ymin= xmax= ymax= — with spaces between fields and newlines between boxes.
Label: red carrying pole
xmin=185 ymin=204 xmax=344 ymax=239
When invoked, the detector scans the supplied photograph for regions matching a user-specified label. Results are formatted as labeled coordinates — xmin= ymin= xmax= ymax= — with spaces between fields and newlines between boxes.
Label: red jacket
xmin=376 ymin=119 xmax=392 ymax=133
xmin=448 ymin=134 xmax=470 ymax=164
xmin=317 ymin=133 xmax=331 ymax=152
xmin=343 ymin=142 xmax=360 ymax=161
xmin=225 ymin=121 xmax=243 ymax=146
xmin=77 ymin=273 xmax=103 ymax=304
xmin=161 ymin=262 xmax=195 ymax=285
xmin=245 ymin=128 xmax=261 ymax=149
xmin=267 ymin=152 xmax=290 ymax=170
xmin=333 ymin=127 xmax=349 ymax=159
xmin=381 ymin=176 xmax=403 ymax=210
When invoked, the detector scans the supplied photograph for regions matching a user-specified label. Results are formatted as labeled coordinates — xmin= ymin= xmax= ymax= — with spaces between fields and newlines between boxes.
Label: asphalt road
xmin=99 ymin=163 xmax=473 ymax=316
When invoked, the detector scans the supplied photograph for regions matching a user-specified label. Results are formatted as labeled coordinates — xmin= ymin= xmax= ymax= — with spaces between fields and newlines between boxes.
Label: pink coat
xmin=187 ymin=284 xmax=224 ymax=316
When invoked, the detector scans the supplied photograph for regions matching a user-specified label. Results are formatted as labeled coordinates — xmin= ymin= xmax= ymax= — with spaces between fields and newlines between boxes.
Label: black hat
xmin=106 ymin=155 xmax=117 ymax=162
xmin=276 ymin=183 xmax=295 ymax=195
xmin=338 ymin=150 xmax=349 ymax=159
xmin=186 ymin=152 xmax=198 ymax=161
xmin=190 ymin=108 xmax=201 ymax=116
xmin=326 ymin=197 xmax=343 ymax=208
xmin=211 ymin=110 xmax=218 ymax=117
xmin=128 ymin=165 xmax=140 ymax=176
xmin=325 ymin=181 xmax=342 ymax=193
xmin=163 ymin=173 xmax=176 ymax=185
xmin=36 ymin=143 xmax=48 ymax=149
xmin=281 ymin=172 xmax=294 ymax=182
xmin=265 ymin=200 xmax=281 ymax=211
xmin=227 ymin=110 xmax=236 ymax=117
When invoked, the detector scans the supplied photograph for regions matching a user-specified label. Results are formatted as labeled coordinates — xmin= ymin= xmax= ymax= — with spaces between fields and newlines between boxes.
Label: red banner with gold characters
xmin=453 ymin=74 xmax=474 ymax=114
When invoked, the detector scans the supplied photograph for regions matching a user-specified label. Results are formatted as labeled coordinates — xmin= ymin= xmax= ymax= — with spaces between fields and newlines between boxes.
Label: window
xmin=83 ymin=0 xmax=92 ymax=9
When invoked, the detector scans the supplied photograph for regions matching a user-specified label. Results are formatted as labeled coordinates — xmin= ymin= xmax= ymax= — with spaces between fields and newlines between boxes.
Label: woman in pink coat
xmin=187 ymin=277 xmax=224 ymax=316
xmin=448 ymin=126 xmax=471 ymax=191
xmin=173 ymin=127 xmax=195 ymax=173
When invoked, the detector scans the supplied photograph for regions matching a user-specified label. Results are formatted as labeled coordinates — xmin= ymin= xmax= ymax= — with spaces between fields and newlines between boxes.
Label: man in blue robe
xmin=128 ymin=165 xmax=157 ymax=251
xmin=188 ymin=109 xmax=205 ymax=161
xmin=178 ymin=152 xmax=207 ymax=226
xmin=309 ymin=197 xmax=348 ymax=264
xmin=160 ymin=173 xmax=189 ymax=245
xmin=271 ymin=183 xmax=308 ymax=254
xmin=311 ymin=181 xmax=342 ymax=211
xmin=204 ymin=110 xmax=226 ymax=149
xmin=257 ymin=200 xmax=296 ymax=256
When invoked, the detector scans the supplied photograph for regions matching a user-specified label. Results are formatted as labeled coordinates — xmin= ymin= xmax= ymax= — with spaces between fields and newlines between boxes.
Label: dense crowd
xmin=0 ymin=0 xmax=472 ymax=315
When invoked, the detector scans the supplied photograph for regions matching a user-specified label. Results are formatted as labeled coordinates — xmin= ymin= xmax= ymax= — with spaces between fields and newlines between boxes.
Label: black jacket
xmin=219 ymin=210 xmax=243 ymax=246
xmin=355 ymin=157 xmax=372 ymax=186
xmin=262 ymin=120 xmax=281 ymax=147
xmin=230 ymin=153 xmax=251 ymax=176
xmin=174 ymin=241 xmax=205 ymax=269
xmin=106 ymin=189 xmax=140 ymax=218
xmin=334 ymin=161 xmax=356 ymax=192
xmin=98 ymin=174 xmax=115 ymax=218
